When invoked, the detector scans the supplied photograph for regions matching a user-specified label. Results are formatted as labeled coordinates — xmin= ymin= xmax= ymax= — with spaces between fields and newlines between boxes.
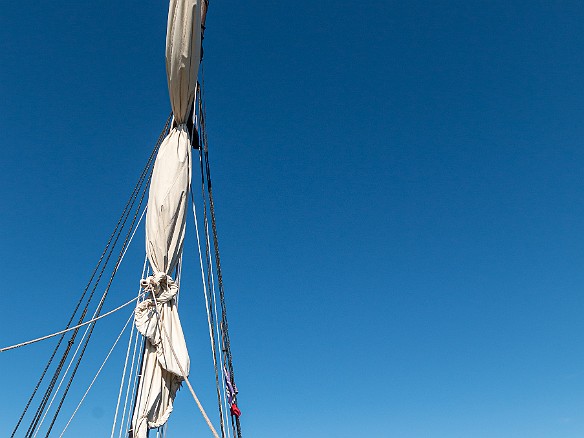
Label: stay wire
xmin=23 ymin=114 xmax=171 ymax=438
xmin=0 ymin=294 xmax=144 ymax=353
xmin=58 ymin=312 xmax=135 ymax=437
xmin=34 ymin=174 xmax=151 ymax=437
xmin=21 ymin=114 xmax=171 ymax=438
xmin=13 ymin=114 xmax=171 ymax=438
xmin=200 ymin=67 xmax=242 ymax=438
xmin=196 ymin=162 xmax=225 ymax=438
xmin=115 ymin=257 xmax=148 ymax=438
xmin=43 ymin=147 xmax=155 ymax=437
xmin=27 ymin=115 xmax=170 ymax=438
xmin=195 ymin=88 xmax=226 ymax=438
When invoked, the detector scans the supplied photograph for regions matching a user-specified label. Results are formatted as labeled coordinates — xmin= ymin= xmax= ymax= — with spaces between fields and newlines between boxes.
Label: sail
xmin=131 ymin=1 xmax=203 ymax=436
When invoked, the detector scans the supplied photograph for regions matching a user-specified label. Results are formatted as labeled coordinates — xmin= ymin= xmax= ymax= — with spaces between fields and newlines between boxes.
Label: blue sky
xmin=2 ymin=1 xmax=584 ymax=437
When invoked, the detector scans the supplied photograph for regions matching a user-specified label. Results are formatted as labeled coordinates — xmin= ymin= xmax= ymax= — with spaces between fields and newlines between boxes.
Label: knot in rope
xmin=140 ymin=272 xmax=168 ymax=294
xmin=139 ymin=272 xmax=178 ymax=305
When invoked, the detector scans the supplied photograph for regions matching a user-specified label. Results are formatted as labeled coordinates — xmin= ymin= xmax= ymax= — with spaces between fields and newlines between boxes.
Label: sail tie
xmin=135 ymin=274 xmax=179 ymax=346
xmin=139 ymin=273 xmax=177 ymax=303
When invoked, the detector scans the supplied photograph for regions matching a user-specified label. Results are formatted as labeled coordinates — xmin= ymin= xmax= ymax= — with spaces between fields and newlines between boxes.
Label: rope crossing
xmin=199 ymin=65 xmax=243 ymax=438
xmin=10 ymin=114 xmax=172 ymax=438
xmin=0 ymin=295 xmax=144 ymax=353
xmin=9 ymin=85 xmax=242 ymax=437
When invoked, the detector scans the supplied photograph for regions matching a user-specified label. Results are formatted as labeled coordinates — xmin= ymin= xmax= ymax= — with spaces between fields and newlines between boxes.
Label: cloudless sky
xmin=2 ymin=1 xmax=584 ymax=437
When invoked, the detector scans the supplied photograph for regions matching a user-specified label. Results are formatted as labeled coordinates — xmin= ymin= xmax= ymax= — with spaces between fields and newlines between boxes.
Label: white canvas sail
xmin=131 ymin=0 xmax=203 ymax=436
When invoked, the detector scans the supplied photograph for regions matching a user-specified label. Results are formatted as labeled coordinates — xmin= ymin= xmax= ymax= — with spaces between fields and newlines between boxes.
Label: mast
xmin=129 ymin=0 xmax=203 ymax=436
xmin=8 ymin=1 xmax=242 ymax=435
xmin=130 ymin=1 xmax=243 ymax=437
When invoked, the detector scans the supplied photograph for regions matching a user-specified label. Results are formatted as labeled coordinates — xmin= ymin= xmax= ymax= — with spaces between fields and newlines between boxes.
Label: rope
xmin=34 ymin=199 xmax=147 ymax=437
xmin=150 ymin=293 xmax=220 ymax=438
xmin=17 ymin=114 xmax=172 ymax=438
xmin=110 ymin=316 xmax=135 ymax=437
xmin=14 ymin=153 xmax=148 ymax=437
xmin=191 ymin=185 xmax=230 ymax=437
xmin=31 ymin=198 xmax=148 ymax=437
xmin=200 ymin=65 xmax=242 ymax=438
xmin=33 ymin=303 xmax=97 ymax=437
xmin=0 ymin=294 xmax=143 ymax=353
xmin=204 ymin=189 xmax=231 ymax=438
xmin=122 ymin=323 xmax=145 ymax=437
xmin=58 ymin=312 xmax=134 ymax=437
xmin=111 ymin=255 xmax=148 ymax=438
xmin=43 ymin=155 xmax=154 ymax=437
xmin=196 ymin=144 xmax=227 ymax=438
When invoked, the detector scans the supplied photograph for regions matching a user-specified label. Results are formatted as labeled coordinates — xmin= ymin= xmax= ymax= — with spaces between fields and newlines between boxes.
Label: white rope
xmin=111 ymin=255 xmax=149 ymax=438
xmin=33 ymin=295 xmax=140 ymax=437
xmin=150 ymin=293 xmax=220 ymax=438
xmin=111 ymin=318 xmax=135 ymax=437
xmin=59 ymin=312 xmax=134 ymax=437
xmin=191 ymin=184 xmax=218 ymax=369
xmin=2 ymin=207 xmax=148 ymax=355
xmin=204 ymin=198 xmax=231 ymax=438
xmin=31 ymin=206 xmax=147 ymax=436
xmin=32 ymin=305 xmax=95 ymax=437
xmin=0 ymin=295 xmax=143 ymax=353
xmin=117 ymin=260 xmax=149 ymax=438
xmin=175 ymin=253 xmax=183 ymax=306
xmin=192 ymin=183 xmax=230 ymax=436
xmin=122 ymin=327 xmax=144 ymax=437
xmin=119 ymin=206 xmax=148 ymax=263
xmin=196 ymin=88 xmax=231 ymax=436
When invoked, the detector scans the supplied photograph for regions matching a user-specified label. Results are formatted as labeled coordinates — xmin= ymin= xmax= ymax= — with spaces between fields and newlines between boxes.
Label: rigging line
xmin=33 ymin=200 xmax=149 ymax=438
xmin=0 ymin=294 xmax=144 ymax=353
xmin=190 ymin=182 xmax=230 ymax=438
xmin=32 ymin=303 xmax=96 ymax=437
xmin=111 ymin=316 xmax=135 ymax=438
xmin=219 ymin=324 xmax=237 ymax=438
xmin=217 ymin=325 xmax=237 ymax=438
xmin=21 ymin=115 xmax=171 ymax=438
xmin=120 ymin=331 xmax=141 ymax=438
xmin=190 ymin=183 xmax=229 ymax=438
xmin=192 ymin=82 xmax=227 ymax=438
xmin=200 ymin=69 xmax=241 ymax=438
xmin=13 ymin=117 xmax=171 ymax=438
xmin=203 ymin=178 xmax=231 ymax=438
xmin=123 ymin=333 xmax=144 ymax=438
xmin=149 ymin=293 xmax=220 ymax=438
xmin=111 ymin=255 xmax=147 ymax=438
xmin=195 ymin=87 xmax=229 ymax=436
xmin=125 ymin=265 xmax=149 ymax=438
xmin=58 ymin=312 xmax=134 ymax=437
xmin=43 ymin=160 xmax=154 ymax=438
xmin=200 ymin=67 xmax=232 ymax=370
xmin=175 ymin=254 xmax=183 ymax=307
xmin=193 ymin=84 xmax=229 ymax=436
xmin=200 ymin=155 xmax=231 ymax=437
xmin=117 ymin=257 xmax=148 ymax=438
xmin=193 ymin=84 xmax=231 ymax=438
xmin=196 ymin=126 xmax=226 ymax=438
xmin=30 ymin=202 xmax=147 ymax=436
xmin=36 ymin=149 xmax=153 ymax=438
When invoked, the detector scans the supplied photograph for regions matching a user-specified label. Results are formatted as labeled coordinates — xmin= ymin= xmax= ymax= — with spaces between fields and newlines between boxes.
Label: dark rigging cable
xmin=14 ymin=115 xmax=172 ymax=437
xmin=199 ymin=66 xmax=242 ymax=438
xmin=195 ymin=139 xmax=226 ymax=438
xmin=44 ymin=159 xmax=154 ymax=437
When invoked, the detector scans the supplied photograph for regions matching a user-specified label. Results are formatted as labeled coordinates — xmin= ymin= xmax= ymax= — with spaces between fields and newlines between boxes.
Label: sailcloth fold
xmin=132 ymin=1 xmax=202 ymax=436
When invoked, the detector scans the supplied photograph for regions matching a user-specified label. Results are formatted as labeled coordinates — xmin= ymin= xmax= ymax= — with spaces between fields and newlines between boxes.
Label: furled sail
xmin=131 ymin=1 xmax=203 ymax=436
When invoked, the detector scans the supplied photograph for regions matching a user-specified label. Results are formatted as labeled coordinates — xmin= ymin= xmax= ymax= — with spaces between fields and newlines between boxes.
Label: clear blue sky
xmin=2 ymin=1 xmax=584 ymax=437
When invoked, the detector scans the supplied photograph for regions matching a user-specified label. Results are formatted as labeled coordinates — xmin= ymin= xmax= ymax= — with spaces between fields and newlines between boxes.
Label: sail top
xmin=166 ymin=0 xmax=203 ymax=124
